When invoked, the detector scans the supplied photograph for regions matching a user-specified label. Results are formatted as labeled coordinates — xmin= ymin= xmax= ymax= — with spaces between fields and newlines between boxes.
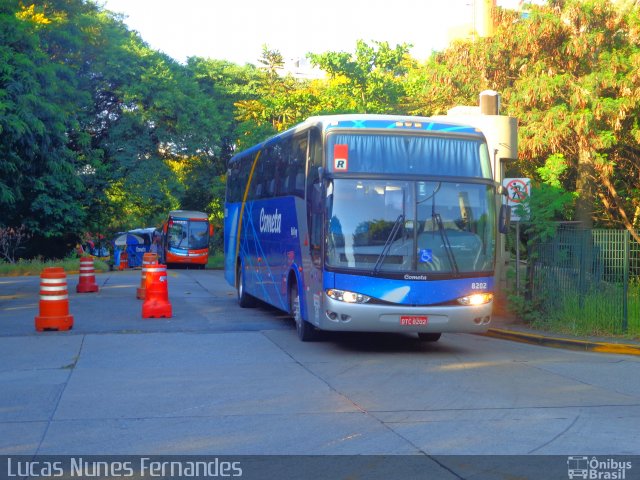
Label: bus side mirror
xmin=163 ymin=224 xmax=168 ymax=234
xmin=499 ymin=204 xmax=511 ymax=234
xmin=209 ymin=224 xmax=214 ymax=237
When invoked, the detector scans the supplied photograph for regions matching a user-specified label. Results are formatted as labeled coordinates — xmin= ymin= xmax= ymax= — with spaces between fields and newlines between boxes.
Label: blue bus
xmin=225 ymin=115 xmax=508 ymax=341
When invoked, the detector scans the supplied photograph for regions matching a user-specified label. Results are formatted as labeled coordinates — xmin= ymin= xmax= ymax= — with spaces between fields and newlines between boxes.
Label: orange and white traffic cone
xmin=142 ymin=263 xmax=172 ymax=318
xmin=35 ymin=267 xmax=74 ymax=331
xmin=136 ymin=252 xmax=158 ymax=299
xmin=77 ymin=257 xmax=99 ymax=293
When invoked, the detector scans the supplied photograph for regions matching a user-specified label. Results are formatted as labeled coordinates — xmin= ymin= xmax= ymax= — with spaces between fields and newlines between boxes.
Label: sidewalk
xmin=487 ymin=314 xmax=640 ymax=356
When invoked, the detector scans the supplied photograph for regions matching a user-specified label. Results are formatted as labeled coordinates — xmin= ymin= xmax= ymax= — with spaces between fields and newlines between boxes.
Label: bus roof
xmin=229 ymin=114 xmax=485 ymax=161
xmin=169 ymin=210 xmax=209 ymax=220
xmin=304 ymin=114 xmax=483 ymax=135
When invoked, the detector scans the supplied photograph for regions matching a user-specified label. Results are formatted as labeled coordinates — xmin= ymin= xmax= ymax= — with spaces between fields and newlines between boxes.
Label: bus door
xmin=302 ymin=129 xmax=325 ymax=328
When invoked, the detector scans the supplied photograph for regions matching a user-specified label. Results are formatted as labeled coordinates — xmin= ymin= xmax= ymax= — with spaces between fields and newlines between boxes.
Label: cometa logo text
xmin=259 ymin=208 xmax=282 ymax=234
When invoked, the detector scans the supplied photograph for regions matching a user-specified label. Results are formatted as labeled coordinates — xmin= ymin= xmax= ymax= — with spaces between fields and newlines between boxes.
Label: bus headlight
xmin=327 ymin=289 xmax=371 ymax=304
xmin=457 ymin=293 xmax=493 ymax=306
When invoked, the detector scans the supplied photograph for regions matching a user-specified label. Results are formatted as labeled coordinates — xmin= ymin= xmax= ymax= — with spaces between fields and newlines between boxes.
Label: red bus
xmin=161 ymin=210 xmax=213 ymax=269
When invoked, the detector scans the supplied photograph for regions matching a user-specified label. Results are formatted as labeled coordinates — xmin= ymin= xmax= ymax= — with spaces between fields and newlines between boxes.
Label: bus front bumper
xmin=316 ymin=295 xmax=493 ymax=334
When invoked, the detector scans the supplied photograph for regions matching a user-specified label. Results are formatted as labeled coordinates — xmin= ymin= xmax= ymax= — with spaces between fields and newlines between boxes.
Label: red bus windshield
xmin=167 ymin=219 xmax=209 ymax=250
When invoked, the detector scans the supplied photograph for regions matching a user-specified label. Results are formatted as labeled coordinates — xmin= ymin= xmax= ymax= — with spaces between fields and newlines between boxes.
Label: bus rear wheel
xmin=418 ymin=333 xmax=442 ymax=342
xmin=237 ymin=264 xmax=256 ymax=308
xmin=290 ymin=281 xmax=317 ymax=342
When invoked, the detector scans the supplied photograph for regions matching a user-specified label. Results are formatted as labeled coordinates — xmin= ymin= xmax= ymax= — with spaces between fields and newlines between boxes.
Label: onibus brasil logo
xmin=567 ymin=456 xmax=632 ymax=479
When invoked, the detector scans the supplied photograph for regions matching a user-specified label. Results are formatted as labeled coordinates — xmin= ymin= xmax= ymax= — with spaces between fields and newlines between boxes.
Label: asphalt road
xmin=0 ymin=269 xmax=639 ymax=477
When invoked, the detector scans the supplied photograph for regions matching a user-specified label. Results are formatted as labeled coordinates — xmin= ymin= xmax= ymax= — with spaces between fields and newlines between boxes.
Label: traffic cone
xmin=136 ymin=252 xmax=158 ymax=299
xmin=142 ymin=263 xmax=172 ymax=318
xmin=119 ymin=251 xmax=128 ymax=271
xmin=77 ymin=257 xmax=99 ymax=293
xmin=35 ymin=267 xmax=74 ymax=331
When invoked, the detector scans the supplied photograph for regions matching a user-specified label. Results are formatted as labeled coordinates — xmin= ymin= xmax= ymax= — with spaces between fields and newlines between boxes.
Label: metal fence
xmin=523 ymin=225 xmax=640 ymax=336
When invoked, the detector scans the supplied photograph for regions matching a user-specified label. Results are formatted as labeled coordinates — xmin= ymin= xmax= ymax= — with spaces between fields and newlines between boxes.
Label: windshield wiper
xmin=374 ymin=214 xmax=404 ymax=273
xmin=433 ymin=212 xmax=459 ymax=274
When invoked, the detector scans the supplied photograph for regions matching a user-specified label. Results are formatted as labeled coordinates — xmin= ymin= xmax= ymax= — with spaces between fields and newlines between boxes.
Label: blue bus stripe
xmin=441 ymin=126 xmax=475 ymax=132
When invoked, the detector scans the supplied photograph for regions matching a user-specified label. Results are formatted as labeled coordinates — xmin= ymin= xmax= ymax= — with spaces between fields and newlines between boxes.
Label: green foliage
xmin=233 ymin=45 xmax=327 ymax=139
xmin=206 ymin=250 xmax=225 ymax=269
xmin=520 ymin=279 xmax=640 ymax=337
xmin=1 ymin=0 xmax=238 ymax=255
xmin=516 ymin=155 xmax=576 ymax=244
xmin=506 ymin=289 xmax=548 ymax=324
xmin=405 ymin=0 xmax=640 ymax=234
xmin=0 ymin=255 xmax=109 ymax=277
xmin=537 ymin=153 xmax=569 ymax=188
xmin=309 ymin=40 xmax=411 ymax=114
xmin=257 ymin=44 xmax=284 ymax=90
xmin=505 ymin=0 xmax=640 ymax=227
xmin=0 ymin=1 xmax=86 ymax=238
xmin=507 ymin=272 xmax=640 ymax=337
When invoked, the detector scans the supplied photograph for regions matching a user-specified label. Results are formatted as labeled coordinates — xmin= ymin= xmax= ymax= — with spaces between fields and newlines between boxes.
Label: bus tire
xmin=290 ymin=280 xmax=317 ymax=342
xmin=418 ymin=332 xmax=441 ymax=342
xmin=237 ymin=264 xmax=256 ymax=308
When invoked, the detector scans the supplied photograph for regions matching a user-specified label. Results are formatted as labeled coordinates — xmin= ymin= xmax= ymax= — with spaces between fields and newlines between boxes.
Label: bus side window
xmin=241 ymin=154 xmax=254 ymax=200
xmin=248 ymin=150 xmax=265 ymax=200
xmin=262 ymin=146 xmax=275 ymax=199
xmin=291 ymin=134 xmax=307 ymax=198
xmin=279 ymin=138 xmax=294 ymax=196
xmin=271 ymin=143 xmax=285 ymax=197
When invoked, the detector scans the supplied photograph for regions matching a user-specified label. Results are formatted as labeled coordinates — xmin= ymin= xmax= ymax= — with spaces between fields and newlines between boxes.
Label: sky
xmin=99 ymin=0 xmax=525 ymax=66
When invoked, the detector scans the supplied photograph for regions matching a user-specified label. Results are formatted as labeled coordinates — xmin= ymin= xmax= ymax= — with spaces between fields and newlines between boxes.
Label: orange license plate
xmin=400 ymin=316 xmax=428 ymax=326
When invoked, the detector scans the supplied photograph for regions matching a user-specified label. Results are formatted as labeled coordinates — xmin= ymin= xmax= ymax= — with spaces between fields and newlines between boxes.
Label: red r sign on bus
xmin=333 ymin=144 xmax=349 ymax=171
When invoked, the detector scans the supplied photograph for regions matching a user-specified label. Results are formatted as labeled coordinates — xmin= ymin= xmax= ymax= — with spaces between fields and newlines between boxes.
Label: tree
xmin=506 ymin=0 xmax=640 ymax=236
xmin=1 ymin=0 xmax=239 ymax=256
xmin=406 ymin=1 xmax=640 ymax=239
xmin=233 ymin=45 xmax=321 ymax=143
xmin=0 ymin=0 xmax=86 ymax=246
xmin=309 ymin=40 xmax=412 ymax=113
xmin=257 ymin=44 xmax=284 ymax=93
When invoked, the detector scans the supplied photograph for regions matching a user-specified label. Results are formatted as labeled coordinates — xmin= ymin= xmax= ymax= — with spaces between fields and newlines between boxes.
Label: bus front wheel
xmin=237 ymin=265 xmax=256 ymax=308
xmin=290 ymin=281 xmax=317 ymax=342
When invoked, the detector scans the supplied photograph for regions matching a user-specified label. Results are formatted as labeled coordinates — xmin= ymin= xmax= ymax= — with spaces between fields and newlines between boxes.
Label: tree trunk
xmin=597 ymin=173 xmax=640 ymax=244
xmin=575 ymin=148 xmax=595 ymax=229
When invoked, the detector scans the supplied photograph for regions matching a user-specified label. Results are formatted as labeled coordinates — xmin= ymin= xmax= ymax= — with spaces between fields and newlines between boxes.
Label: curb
xmin=484 ymin=328 xmax=640 ymax=356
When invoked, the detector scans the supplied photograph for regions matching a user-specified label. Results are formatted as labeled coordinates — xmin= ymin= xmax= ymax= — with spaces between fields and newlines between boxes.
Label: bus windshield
xmin=327 ymin=133 xmax=492 ymax=178
xmin=326 ymin=179 xmax=495 ymax=275
xmin=167 ymin=219 xmax=210 ymax=250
